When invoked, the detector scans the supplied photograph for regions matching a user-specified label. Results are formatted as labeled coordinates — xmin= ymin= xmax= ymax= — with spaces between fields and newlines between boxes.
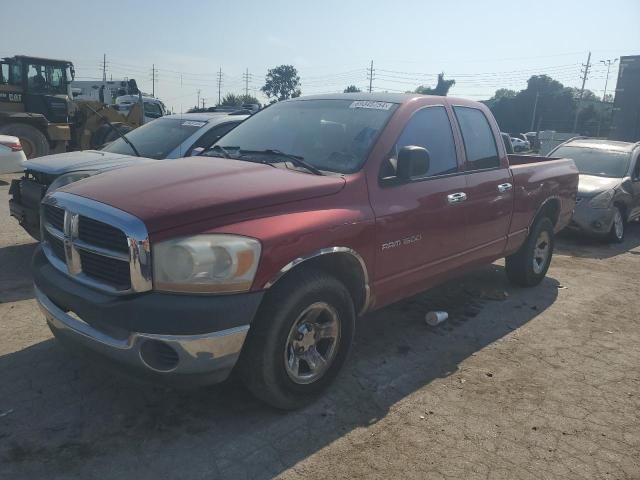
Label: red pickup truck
xmin=32 ymin=94 xmax=578 ymax=409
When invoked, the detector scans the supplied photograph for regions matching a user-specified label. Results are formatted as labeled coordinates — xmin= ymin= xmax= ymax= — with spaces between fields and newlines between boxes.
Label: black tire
xmin=237 ymin=268 xmax=356 ymax=410
xmin=506 ymin=216 xmax=555 ymax=287
xmin=0 ymin=123 xmax=49 ymax=158
xmin=608 ymin=206 xmax=625 ymax=243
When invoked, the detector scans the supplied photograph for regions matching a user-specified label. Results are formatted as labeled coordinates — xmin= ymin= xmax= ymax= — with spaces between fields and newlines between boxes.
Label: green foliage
xmin=415 ymin=73 xmax=455 ymax=96
xmin=220 ymin=93 xmax=260 ymax=106
xmin=220 ymin=93 xmax=242 ymax=106
xmin=484 ymin=74 xmax=610 ymax=136
xmin=344 ymin=85 xmax=361 ymax=93
xmin=261 ymin=65 xmax=301 ymax=101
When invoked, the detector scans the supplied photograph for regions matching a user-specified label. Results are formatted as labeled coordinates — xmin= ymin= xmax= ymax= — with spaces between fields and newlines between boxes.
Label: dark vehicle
xmin=549 ymin=138 xmax=640 ymax=242
xmin=32 ymin=93 xmax=578 ymax=409
xmin=9 ymin=112 xmax=247 ymax=239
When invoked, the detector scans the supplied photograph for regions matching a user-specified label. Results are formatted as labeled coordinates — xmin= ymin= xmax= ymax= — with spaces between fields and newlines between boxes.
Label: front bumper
xmin=9 ymin=177 xmax=46 ymax=240
xmin=33 ymin=247 xmax=264 ymax=385
xmin=567 ymin=199 xmax=615 ymax=236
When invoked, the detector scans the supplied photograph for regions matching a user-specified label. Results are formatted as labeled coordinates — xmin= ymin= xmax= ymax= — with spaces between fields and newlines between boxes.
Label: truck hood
xmin=578 ymin=174 xmax=622 ymax=197
xmin=24 ymin=150 xmax=144 ymax=176
xmin=63 ymin=157 xmax=346 ymax=234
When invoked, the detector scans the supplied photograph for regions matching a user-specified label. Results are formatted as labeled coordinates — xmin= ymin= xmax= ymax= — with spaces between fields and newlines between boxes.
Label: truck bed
xmin=507 ymin=155 xmax=579 ymax=241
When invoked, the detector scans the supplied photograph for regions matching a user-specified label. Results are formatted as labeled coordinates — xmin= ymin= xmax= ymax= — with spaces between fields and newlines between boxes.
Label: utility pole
xmin=597 ymin=58 xmax=618 ymax=137
xmin=530 ymin=91 xmax=539 ymax=132
xmin=202 ymin=98 xmax=206 ymax=109
xmin=242 ymin=68 xmax=252 ymax=97
xmin=150 ymin=64 xmax=158 ymax=97
xmin=367 ymin=60 xmax=375 ymax=93
xmin=572 ymin=51 xmax=591 ymax=133
xmin=217 ymin=67 xmax=223 ymax=105
xmin=102 ymin=54 xmax=107 ymax=82
xmin=197 ymin=89 xmax=200 ymax=109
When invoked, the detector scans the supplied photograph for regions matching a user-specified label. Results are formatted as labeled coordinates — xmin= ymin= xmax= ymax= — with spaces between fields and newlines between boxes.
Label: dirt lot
xmin=1 ymin=172 xmax=639 ymax=480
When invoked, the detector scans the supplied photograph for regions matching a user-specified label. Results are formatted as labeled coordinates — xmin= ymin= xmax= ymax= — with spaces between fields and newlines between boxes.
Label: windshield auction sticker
xmin=349 ymin=101 xmax=394 ymax=110
xmin=181 ymin=121 xmax=207 ymax=127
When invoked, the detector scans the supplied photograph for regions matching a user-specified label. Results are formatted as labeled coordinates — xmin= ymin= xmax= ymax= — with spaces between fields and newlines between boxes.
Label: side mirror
xmin=190 ymin=147 xmax=205 ymax=156
xmin=396 ymin=146 xmax=430 ymax=182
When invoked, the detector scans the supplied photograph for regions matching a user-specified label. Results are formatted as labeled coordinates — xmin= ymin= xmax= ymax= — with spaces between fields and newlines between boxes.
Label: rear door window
xmin=454 ymin=106 xmax=500 ymax=170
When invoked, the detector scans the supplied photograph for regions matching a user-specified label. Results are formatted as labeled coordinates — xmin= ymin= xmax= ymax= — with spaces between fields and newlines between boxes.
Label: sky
xmin=2 ymin=0 xmax=639 ymax=112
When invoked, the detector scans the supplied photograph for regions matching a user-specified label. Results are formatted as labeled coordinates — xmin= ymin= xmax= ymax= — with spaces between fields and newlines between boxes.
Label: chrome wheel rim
xmin=284 ymin=302 xmax=341 ymax=385
xmin=532 ymin=231 xmax=551 ymax=275
xmin=613 ymin=210 xmax=624 ymax=239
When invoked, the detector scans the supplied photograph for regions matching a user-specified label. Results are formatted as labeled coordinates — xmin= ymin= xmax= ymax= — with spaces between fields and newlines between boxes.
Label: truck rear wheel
xmin=506 ymin=216 xmax=555 ymax=287
xmin=238 ymin=269 xmax=355 ymax=410
xmin=0 ymin=123 xmax=50 ymax=159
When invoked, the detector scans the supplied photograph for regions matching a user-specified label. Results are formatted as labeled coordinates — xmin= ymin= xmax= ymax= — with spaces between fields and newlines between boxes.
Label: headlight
xmin=589 ymin=190 xmax=614 ymax=209
xmin=47 ymin=171 xmax=95 ymax=192
xmin=153 ymin=234 xmax=261 ymax=293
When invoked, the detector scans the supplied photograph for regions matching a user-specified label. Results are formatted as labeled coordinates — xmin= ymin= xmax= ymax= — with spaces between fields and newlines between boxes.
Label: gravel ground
xmin=0 ymin=172 xmax=639 ymax=480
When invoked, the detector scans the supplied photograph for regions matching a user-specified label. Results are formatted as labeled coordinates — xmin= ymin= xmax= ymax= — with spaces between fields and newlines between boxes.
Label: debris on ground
xmin=425 ymin=311 xmax=448 ymax=326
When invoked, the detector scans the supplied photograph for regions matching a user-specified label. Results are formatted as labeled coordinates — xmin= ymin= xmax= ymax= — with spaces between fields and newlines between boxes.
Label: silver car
xmin=549 ymin=138 xmax=640 ymax=242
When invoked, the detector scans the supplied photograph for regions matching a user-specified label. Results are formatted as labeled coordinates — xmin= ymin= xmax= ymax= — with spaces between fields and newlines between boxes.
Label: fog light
xmin=139 ymin=339 xmax=179 ymax=372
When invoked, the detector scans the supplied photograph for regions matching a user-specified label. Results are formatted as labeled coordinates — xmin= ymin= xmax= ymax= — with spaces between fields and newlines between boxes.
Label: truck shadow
xmin=0 ymin=265 xmax=559 ymax=479
xmin=0 ymin=243 xmax=37 ymax=303
xmin=555 ymin=221 xmax=640 ymax=259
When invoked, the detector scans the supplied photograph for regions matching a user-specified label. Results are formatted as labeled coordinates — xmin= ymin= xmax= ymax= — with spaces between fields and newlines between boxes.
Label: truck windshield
xmin=27 ymin=63 xmax=67 ymax=95
xmin=553 ymin=145 xmax=631 ymax=178
xmin=211 ymin=99 xmax=398 ymax=174
xmin=101 ymin=117 xmax=205 ymax=159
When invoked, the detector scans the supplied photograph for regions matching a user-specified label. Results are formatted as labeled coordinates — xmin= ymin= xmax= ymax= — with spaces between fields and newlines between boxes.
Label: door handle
xmin=447 ymin=192 xmax=467 ymax=204
xmin=497 ymin=182 xmax=513 ymax=193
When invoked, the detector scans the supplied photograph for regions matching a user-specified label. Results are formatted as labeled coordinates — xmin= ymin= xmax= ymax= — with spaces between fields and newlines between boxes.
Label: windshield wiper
xmin=208 ymin=144 xmax=231 ymax=158
xmin=82 ymin=103 xmax=141 ymax=157
xmin=239 ymin=149 xmax=324 ymax=176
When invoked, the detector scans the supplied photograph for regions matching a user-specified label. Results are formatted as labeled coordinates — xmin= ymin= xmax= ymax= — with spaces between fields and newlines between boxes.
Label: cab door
xmin=452 ymin=105 xmax=514 ymax=261
xmin=367 ymin=105 xmax=468 ymax=303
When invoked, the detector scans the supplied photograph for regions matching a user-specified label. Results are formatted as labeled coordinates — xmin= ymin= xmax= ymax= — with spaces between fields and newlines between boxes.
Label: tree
xmin=344 ymin=85 xmax=361 ymax=93
xmin=220 ymin=93 xmax=260 ymax=106
xmin=261 ymin=65 xmax=301 ymax=101
xmin=220 ymin=93 xmax=243 ymax=106
xmin=415 ymin=73 xmax=456 ymax=96
xmin=483 ymin=74 xmax=611 ymax=136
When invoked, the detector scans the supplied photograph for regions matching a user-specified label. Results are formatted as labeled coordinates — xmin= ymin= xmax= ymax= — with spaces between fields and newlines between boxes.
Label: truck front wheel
xmin=238 ymin=269 xmax=355 ymax=410
xmin=506 ymin=216 xmax=555 ymax=287
xmin=0 ymin=123 xmax=50 ymax=159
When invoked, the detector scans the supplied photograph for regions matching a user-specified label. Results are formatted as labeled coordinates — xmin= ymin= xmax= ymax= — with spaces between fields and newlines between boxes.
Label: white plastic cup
xmin=425 ymin=311 xmax=448 ymax=327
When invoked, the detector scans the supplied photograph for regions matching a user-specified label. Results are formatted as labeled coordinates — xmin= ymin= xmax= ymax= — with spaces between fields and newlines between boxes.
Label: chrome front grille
xmin=40 ymin=192 xmax=152 ymax=295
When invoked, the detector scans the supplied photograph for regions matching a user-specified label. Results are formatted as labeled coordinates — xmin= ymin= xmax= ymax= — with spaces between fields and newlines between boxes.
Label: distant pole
xmin=217 ymin=67 xmax=223 ymax=105
xmin=530 ymin=91 xmax=539 ymax=132
xmin=368 ymin=60 xmax=374 ymax=93
xmin=151 ymin=63 xmax=156 ymax=97
xmin=197 ymin=89 xmax=200 ymax=109
xmin=202 ymin=97 xmax=206 ymax=109
xmin=243 ymin=68 xmax=250 ymax=97
xmin=102 ymin=54 xmax=106 ymax=82
xmin=572 ymin=51 xmax=591 ymax=133
xmin=597 ymin=58 xmax=618 ymax=137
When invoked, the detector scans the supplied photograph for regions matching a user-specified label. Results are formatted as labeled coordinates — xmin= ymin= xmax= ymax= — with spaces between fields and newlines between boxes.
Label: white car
xmin=0 ymin=135 xmax=27 ymax=174
xmin=510 ymin=137 xmax=531 ymax=152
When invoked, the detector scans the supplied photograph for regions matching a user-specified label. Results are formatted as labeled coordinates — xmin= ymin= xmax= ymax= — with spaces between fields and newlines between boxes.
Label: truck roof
xmin=285 ymin=92 xmax=483 ymax=108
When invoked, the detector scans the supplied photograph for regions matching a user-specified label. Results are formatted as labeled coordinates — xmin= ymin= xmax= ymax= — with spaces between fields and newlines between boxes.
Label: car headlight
xmin=47 ymin=171 xmax=96 ymax=192
xmin=589 ymin=190 xmax=614 ymax=209
xmin=153 ymin=234 xmax=261 ymax=293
